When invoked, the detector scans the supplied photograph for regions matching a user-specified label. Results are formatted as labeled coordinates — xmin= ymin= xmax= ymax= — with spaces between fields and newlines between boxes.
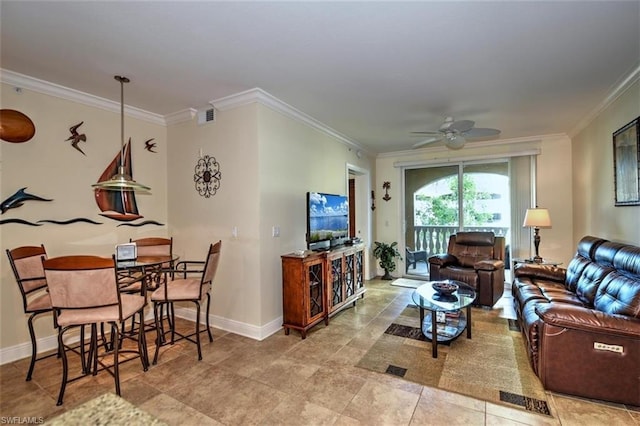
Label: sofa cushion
xmin=594 ymin=272 xmax=640 ymax=318
xmin=448 ymin=232 xmax=497 ymax=268
xmin=593 ymin=241 xmax=627 ymax=268
xmin=576 ymin=236 xmax=608 ymax=259
xmin=565 ymin=256 xmax=593 ymax=293
xmin=613 ymin=245 xmax=640 ymax=277
xmin=455 ymin=231 xmax=495 ymax=246
xmin=574 ymin=263 xmax=614 ymax=307
xmin=438 ymin=266 xmax=478 ymax=289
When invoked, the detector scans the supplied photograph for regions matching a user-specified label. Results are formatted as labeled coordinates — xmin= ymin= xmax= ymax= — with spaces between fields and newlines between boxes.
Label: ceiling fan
xmin=411 ymin=116 xmax=501 ymax=149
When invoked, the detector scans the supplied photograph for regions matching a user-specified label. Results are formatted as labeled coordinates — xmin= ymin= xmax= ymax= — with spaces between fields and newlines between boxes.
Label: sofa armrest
xmin=535 ymin=303 xmax=640 ymax=339
xmin=535 ymin=302 xmax=640 ymax=405
xmin=514 ymin=263 xmax=566 ymax=283
xmin=428 ymin=254 xmax=457 ymax=267
xmin=474 ymin=259 xmax=504 ymax=271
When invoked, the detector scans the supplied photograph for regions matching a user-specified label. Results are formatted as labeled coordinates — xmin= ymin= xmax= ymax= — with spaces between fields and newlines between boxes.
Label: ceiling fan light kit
xmin=411 ymin=116 xmax=500 ymax=150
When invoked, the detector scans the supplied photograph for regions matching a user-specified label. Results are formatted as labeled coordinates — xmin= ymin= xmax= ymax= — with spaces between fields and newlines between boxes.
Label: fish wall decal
xmin=1 ymin=187 xmax=53 ymax=214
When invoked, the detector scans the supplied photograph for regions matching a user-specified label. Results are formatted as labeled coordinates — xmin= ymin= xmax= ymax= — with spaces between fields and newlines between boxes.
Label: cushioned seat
xmin=6 ymin=244 xmax=55 ymax=381
xmin=428 ymin=232 xmax=505 ymax=307
xmin=43 ymin=255 xmax=148 ymax=406
xmin=152 ymin=241 xmax=221 ymax=363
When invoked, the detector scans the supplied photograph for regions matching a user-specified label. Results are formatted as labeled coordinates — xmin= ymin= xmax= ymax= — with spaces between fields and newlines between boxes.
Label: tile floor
xmin=1 ymin=279 xmax=639 ymax=425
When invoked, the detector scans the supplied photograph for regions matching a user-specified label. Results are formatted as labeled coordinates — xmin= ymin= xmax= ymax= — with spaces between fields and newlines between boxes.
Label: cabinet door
xmin=355 ymin=249 xmax=364 ymax=292
xmin=344 ymin=252 xmax=356 ymax=298
xmin=306 ymin=260 xmax=325 ymax=323
xmin=328 ymin=255 xmax=344 ymax=310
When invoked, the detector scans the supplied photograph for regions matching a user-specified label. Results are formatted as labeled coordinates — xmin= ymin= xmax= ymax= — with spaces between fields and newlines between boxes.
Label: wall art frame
xmin=613 ymin=116 xmax=640 ymax=206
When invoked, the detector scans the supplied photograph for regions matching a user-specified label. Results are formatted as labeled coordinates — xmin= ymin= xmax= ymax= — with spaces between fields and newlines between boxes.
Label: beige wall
xmin=1 ymin=82 xmax=168 ymax=352
xmin=166 ymin=101 xmax=375 ymax=336
xmin=256 ymin=105 xmax=374 ymax=325
xmin=572 ymin=80 xmax=640 ymax=244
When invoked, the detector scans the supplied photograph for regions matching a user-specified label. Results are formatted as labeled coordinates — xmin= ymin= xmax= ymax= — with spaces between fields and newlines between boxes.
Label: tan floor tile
xmin=411 ymin=394 xmax=485 ymax=425
xmin=215 ymin=343 xmax=283 ymax=378
xmin=261 ymin=394 xmax=340 ymax=426
xmin=420 ymin=385 xmax=486 ymax=412
xmin=300 ymin=366 xmax=366 ymax=413
xmin=333 ymin=415 xmax=364 ymax=425
xmin=139 ymin=393 xmax=222 ymax=425
xmin=253 ymin=356 xmax=320 ymax=395
xmin=486 ymin=402 xmax=559 ymax=425
xmin=551 ymin=394 xmax=637 ymax=426
xmin=139 ymin=353 xmax=215 ymax=392
xmin=0 ymin=387 xmax=64 ymax=421
xmin=342 ymin=379 xmax=419 ymax=425
xmin=486 ymin=413 xmax=532 ymax=425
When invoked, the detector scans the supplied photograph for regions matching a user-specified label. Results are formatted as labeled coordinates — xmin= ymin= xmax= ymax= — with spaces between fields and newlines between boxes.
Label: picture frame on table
xmin=613 ymin=116 xmax=640 ymax=206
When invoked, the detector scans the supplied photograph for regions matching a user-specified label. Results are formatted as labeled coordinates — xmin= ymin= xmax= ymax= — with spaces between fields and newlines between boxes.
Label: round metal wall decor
xmin=194 ymin=155 xmax=221 ymax=198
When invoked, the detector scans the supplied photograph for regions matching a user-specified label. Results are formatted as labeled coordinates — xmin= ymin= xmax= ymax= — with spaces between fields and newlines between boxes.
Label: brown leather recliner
xmin=428 ymin=232 xmax=505 ymax=307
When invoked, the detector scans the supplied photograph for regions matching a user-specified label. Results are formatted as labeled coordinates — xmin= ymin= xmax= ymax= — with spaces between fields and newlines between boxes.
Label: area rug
xmin=356 ymin=304 xmax=552 ymax=417
xmin=390 ymin=278 xmax=426 ymax=289
xmin=46 ymin=393 xmax=166 ymax=425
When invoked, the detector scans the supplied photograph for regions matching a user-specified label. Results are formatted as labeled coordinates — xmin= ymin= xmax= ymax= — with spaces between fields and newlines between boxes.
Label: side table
xmin=512 ymin=258 xmax=562 ymax=270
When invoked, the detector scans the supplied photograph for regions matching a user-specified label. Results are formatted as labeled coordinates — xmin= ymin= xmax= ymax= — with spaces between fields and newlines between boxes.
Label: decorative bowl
xmin=432 ymin=281 xmax=458 ymax=296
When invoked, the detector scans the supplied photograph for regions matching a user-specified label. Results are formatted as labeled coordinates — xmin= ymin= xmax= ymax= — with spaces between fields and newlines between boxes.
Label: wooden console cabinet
xmin=281 ymin=244 xmax=365 ymax=338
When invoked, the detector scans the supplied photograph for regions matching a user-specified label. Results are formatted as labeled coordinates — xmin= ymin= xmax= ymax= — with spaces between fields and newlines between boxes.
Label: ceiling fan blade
xmin=411 ymin=131 xmax=441 ymax=135
xmin=450 ymin=120 xmax=474 ymax=133
xmin=412 ymin=136 xmax=443 ymax=148
xmin=463 ymin=127 xmax=501 ymax=138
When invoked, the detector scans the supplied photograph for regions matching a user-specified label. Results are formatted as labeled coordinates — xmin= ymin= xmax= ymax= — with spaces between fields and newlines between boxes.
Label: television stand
xmin=281 ymin=243 xmax=365 ymax=338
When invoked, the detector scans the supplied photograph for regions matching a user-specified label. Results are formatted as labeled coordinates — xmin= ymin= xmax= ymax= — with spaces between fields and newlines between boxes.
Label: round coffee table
xmin=411 ymin=280 xmax=477 ymax=358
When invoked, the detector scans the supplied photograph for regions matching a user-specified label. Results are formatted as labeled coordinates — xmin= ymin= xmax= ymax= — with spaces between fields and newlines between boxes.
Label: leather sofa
xmin=428 ymin=232 xmax=505 ymax=307
xmin=512 ymin=236 xmax=640 ymax=406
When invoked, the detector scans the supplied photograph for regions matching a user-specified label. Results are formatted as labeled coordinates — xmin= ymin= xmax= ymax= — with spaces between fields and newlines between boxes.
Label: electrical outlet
xmin=232 ymin=226 xmax=238 ymax=238
xmin=272 ymin=225 xmax=280 ymax=237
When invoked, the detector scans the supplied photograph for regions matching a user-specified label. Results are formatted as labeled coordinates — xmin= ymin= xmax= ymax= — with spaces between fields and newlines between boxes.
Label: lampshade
xmin=523 ymin=208 xmax=551 ymax=228
xmin=92 ymin=76 xmax=151 ymax=193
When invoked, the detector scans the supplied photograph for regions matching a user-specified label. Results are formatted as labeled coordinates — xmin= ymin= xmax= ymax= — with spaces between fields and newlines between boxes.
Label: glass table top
xmin=412 ymin=280 xmax=476 ymax=312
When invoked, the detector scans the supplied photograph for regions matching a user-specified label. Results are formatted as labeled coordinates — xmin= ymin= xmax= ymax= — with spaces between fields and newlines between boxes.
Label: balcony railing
xmin=409 ymin=225 xmax=509 ymax=259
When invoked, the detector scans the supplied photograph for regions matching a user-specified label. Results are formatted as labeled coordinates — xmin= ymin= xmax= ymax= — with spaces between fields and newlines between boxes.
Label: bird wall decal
xmin=144 ymin=138 xmax=156 ymax=153
xmin=66 ymin=121 xmax=87 ymax=155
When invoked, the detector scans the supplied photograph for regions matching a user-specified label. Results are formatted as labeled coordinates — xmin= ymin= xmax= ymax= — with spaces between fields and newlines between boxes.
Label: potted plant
xmin=373 ymin=241 xmax=402 ymax=280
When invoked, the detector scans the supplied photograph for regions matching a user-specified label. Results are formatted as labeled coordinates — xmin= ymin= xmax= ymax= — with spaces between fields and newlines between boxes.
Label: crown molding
xmin=569 ymin=63 xmax=640 ymax=138
xmin=210 ymin=88 xmax=372 ymax=156
xmin=1 ymin=69 xmax=166 ymax=126
xmin=165 ymin=108 xmax=198 ymax=125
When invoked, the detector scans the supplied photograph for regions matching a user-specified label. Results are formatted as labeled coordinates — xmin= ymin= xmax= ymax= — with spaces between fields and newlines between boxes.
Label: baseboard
xmin=172 ymin=307 xmax=283 ymax=341
xmin=0 ymin=310 xmax=283 ymax=365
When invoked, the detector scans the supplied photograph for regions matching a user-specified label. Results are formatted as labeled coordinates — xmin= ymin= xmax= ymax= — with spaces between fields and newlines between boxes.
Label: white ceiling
xmin=1 ymin=1 xmax=639 ymax=154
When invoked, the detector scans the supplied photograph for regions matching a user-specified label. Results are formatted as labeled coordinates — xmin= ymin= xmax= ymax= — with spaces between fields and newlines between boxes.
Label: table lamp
xmin=523 ymin=208 xmax=551 ymax=263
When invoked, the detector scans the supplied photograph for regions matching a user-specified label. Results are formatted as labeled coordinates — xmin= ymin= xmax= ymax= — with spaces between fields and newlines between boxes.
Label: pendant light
xmin=92 ymin=75 xmax=151 ymax=192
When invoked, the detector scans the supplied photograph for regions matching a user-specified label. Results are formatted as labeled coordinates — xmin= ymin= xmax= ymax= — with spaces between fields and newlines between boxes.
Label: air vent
xmin=197 ymin=108 xmax=216 ymax=125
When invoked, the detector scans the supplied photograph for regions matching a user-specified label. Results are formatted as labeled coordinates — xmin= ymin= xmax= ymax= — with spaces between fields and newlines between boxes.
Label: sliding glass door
xmin=404 ymin=161 xmax=511 ymax=277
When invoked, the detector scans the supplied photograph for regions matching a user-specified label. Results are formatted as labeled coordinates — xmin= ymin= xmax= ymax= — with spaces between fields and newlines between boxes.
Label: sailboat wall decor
xmin=94 ymin=139 xmax=143 ymax=221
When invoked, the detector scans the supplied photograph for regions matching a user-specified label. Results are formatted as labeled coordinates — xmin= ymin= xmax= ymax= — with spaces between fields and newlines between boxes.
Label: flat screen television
xmin=306 ymin=192 xmax=349 ymax=251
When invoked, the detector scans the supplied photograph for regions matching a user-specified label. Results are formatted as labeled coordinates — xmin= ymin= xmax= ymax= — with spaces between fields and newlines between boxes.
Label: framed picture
xmin=613 ymin=116 xmax=640 ymax=206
